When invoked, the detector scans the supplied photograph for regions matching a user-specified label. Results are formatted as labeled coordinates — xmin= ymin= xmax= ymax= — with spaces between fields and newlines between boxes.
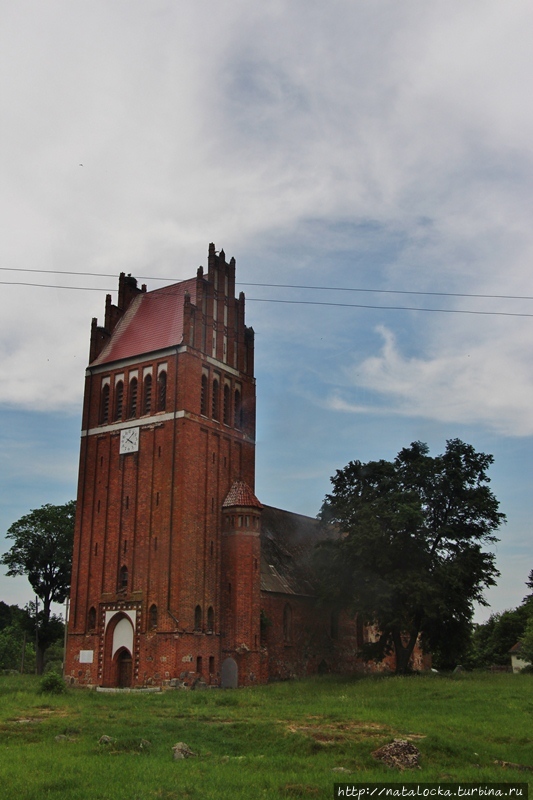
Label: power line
xmin=0 ymin=266 xmax=532 ymax=302
xmin=247 ymin=297 xmax=533 ymax=318
xmin=1 ymin=279 xmax=532 ymax=318
xmin=241 ymin=281 xmax=533 ymax=302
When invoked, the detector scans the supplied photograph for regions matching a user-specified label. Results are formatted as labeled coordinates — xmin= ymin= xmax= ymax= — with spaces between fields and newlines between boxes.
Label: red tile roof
xmin=92 ymin=278 xmax=197 ymax=365
xmin=223 ymin=481 xmax=262 ymax=509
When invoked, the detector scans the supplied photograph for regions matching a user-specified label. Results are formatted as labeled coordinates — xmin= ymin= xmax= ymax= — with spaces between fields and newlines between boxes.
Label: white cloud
xmin=334 ymin=324 xmax=533 ymax=437
xmin=0 ymin=0 xmax=532 ymax=420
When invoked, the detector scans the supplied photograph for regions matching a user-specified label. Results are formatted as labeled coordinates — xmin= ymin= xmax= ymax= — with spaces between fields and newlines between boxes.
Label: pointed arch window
xmin=283 ymin=603 xmax=292 ymax=644
xmin=149 ymin=604 xmax=158 ymax=630
xmin=143 ymin=374 xmax=152 ymax=414
xmin=128 ymin=377 xmax=138 ymax=418
xmin=88 ymin=606 xmax=97 ymax=632
xmin=157 ymin=370 xmax=167 ymax=412
xmin=223 ymin=384 xmax=230 ymax=425
xmin=234 ymin=389 xmax=242 ymax=429
xmin=200 ymin=374 xmax=208 ymax=416
xmin=212 ymin=379 xmax=219 ymax=420
xmin=194 ymin=604 xmax=202 ymax=631
xmin=114 ymin=381 xmax=124 ymax=421
xmin=100 ymin=383 xmax=110 ymax=424
xmin=119 ymin=565 xmax=128 ymax=591
xmin=207 ymin=606 xmax=214 ymax=633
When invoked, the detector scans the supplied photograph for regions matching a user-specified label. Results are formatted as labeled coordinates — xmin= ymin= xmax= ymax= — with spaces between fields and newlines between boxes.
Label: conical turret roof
xmin=222 ymin=481 xmax=262 ymax=509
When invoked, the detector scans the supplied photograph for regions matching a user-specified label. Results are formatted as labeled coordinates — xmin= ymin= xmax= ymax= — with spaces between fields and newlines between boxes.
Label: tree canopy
xmin=317 ymin=439 xmax=505 ymax=673
xmin=1 ymin=501 xmax=75 ymax=672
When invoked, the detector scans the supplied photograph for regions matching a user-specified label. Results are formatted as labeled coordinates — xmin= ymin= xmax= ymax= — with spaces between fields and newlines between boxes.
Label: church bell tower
xmin=65 ymin=244 xmax=258 ymax=688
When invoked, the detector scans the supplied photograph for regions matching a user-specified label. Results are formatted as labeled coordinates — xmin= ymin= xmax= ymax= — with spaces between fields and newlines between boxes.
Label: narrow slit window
xmin=114 ymin=381 xmax=124 ymax=421
xmin=234 ymin=389 xmax=242 ymax=428
xmin=157 ymin=371 xmax=167 ymax=412
xmin=200 ymin=374 xmax=208 ymax=416
xmin=212 ymin=379 xmax=219 ymax=420
xmin=128 ymin=377 xmax=138 ymax=418
xmin=119 ymin=565 xmax=128 ymax=590
xmin=223 ymin=384 xmax=230 ymax=425
xmin=194 ymin=605 xmax=202 ymax=631
xmin=143 ymin=374 xmax=152 ymax=414
xmin=100 ymin=384 xmax=110 ymax=424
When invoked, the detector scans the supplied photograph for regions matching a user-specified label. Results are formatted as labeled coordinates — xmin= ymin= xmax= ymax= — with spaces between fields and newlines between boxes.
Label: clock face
xmin=119 ymin=426 xmax=140 ymax=454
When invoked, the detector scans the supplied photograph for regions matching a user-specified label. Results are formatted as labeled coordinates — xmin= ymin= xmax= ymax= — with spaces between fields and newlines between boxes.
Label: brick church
xmin=65 ymin=244 xmax=410 ymax=688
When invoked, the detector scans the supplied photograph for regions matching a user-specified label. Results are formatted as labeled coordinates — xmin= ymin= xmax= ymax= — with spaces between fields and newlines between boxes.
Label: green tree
xmin=519 ymin=616 xmax=533 ymax=668
xmin=318 ymin=440 xmax=505 ymax=673
xmin=467 ymin=570 xmax=533 ymax=669
xmin=1 ymin=501 xmax=75 ymax=673
xmin=468 ymin=607 xmax=529 ymax=668
xmin=0 ymin=603 xmax=36 ymax=672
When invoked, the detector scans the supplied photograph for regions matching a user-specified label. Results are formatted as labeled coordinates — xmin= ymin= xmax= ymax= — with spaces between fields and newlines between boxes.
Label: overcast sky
xmin=1 ymin=1 xmax=531 ymax=622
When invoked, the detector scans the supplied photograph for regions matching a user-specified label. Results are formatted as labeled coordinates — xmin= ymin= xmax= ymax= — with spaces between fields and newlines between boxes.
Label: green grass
xmin=0 ymin=673 xmax=531 ymax=799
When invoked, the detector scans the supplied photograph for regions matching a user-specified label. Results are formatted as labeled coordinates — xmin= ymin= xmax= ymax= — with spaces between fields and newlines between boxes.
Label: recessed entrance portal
xmin=117 ymin=648 xmax=133 ymax=688
xmin=102 ymin=611 xmax=136 ymax=687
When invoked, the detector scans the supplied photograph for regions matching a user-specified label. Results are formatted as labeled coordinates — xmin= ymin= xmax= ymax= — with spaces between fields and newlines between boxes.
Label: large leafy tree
xmin=318 ymin=440 xmax=505 ymax=673
xmin=1 ymin=501 xmax=75 ymax=673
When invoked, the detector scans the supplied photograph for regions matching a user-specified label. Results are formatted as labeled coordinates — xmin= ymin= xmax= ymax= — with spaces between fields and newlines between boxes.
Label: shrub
xmin=39 ymin=671 xmax=66 ymax=694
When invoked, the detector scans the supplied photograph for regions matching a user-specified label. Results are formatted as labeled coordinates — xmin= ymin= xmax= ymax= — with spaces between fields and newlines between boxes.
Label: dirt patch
xmin=286 ymin=720 xmax=394 ymax=745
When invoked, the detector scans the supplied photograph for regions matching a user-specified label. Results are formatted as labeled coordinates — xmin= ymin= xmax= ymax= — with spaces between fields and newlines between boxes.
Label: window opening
xmin=119 ymin=565 xmax=128 ymax=591
xmin=212 ymin=379 xmax=219 ymax=420
xmin=100 ymin=384 xmax=110 ymax=424
xmin=149 ymin=604 xmax=158 ymax=630
xmin=128 ymin=377 xmax=138 ymax=418
xmin=200 ymin=374 xmax=208 ymax=416
xmin=157 ymin=370 xmax=167 ymax=412
xmin=234 ymin=389 xmax=242 ymax=428
xmin=114 ymin=381 xmax=124 ymax=421
xmin=207 ymin=606 xmax=214 ymax=632
xmin=223 ymin=384 xmax=230 ymax=425
xmin=143 ymin=374 xmax=152 ymax=414
xmin=88 ymin=607 xmax=96 ymax=631
xmin=194 ymin=605 xmax=202 ymax=631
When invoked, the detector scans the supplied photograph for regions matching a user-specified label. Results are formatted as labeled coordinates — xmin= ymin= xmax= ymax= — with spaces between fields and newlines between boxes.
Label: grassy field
xmin=0 ymin=672 xmax=531 ymax=799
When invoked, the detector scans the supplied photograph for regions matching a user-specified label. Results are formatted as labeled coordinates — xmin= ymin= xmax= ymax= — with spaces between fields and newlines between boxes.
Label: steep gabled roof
xmin=260 ymin=505 xmax=331 ymax=597
xmin=92 ymin=278 xmax=197 ymax=366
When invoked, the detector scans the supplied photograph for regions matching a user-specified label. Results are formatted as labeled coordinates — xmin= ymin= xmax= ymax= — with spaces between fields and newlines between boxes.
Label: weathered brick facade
xmin=65 ymin=244 xmax=418 ymax=688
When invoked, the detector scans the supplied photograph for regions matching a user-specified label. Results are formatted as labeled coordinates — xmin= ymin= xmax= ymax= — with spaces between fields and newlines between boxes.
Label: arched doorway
xmin=102 ymin=611 xmax=136 ymax=687
xmin=116 ymin=648 xmax=133 ymax=688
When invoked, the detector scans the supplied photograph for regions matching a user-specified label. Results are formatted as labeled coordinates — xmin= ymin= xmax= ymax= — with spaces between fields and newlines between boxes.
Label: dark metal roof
xmin=260 ymin=505 xmax=330 ymax=597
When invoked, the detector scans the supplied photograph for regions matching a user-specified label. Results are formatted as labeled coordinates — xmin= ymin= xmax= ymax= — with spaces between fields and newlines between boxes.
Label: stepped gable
xmin=92 ymin=277 xmax=197 ymax=365
xmin=223 ymin=481 xmax=262 ymax=509
xmin=260 ymin=505 xmax=330 ymax=597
